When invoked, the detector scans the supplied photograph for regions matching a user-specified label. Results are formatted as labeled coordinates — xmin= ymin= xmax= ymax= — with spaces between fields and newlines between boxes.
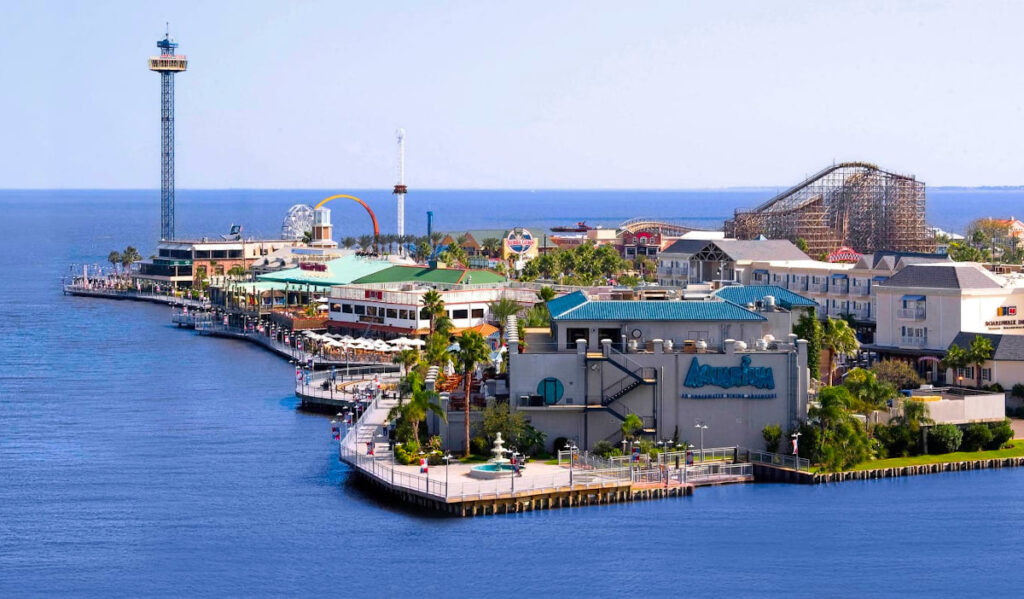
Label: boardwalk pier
xmin=336 ymin=394 xmax=755 ymax=517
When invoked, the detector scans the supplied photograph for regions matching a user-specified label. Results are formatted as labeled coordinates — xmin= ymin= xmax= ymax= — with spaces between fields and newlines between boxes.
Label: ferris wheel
xmin=281 ymin=204 xmax=314 ymax=240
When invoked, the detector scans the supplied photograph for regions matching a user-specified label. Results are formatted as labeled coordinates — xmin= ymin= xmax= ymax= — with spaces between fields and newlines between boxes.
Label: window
xmin=420 ymin=307 xmax=430 ymax=320
xmin=965 ymin=367 xmax=975 ymax=380
xmin=368 ymin=306 xmax=379 ymax=317
xmin=471 ymin=308 xmax=485 ymax=318
xmin=982 ymin=368 xmax=992 ymax=381
xmin=452 ymin=309 xmax=469 ymax=319
xmin=398 ymin=310 xmax=409 ymax=320
xmin=330 ymin=303 xmax=341 ymax=313
xmin=342 ymin=304 xmax=353 ymax=314
xmin=354 ymin=305 xmax=365 ymax=315
xmin=386 ymin=308 xmax=398 ymax=319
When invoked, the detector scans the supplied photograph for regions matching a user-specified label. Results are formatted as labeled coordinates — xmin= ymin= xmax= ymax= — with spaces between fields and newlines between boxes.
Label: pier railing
xmin=739 ymin=447 xmax=810 ymax=472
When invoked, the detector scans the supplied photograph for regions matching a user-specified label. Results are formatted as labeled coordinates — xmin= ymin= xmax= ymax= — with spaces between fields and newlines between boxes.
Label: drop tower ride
xmin=148 ymin=28 xmax=187 ymax=241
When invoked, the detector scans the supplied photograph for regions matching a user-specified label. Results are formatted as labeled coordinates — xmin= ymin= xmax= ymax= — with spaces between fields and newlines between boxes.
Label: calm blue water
xmin=2 ymin=190 xmax=1023 ymax=598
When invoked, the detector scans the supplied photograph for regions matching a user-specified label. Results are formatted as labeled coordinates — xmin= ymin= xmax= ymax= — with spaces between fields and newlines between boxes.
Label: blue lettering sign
xmin=683 ymin=355 xmax=775 ymax=390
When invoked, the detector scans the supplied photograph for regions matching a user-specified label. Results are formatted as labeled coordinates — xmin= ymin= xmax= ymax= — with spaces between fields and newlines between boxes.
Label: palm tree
xmin=455 ymin=331 xmax=490 ymax=457
xmin=357 ymin=235 xmax=373 ymax=252
xmin=342 ymin=237 xmax=356 ymax=249
xmin=822 ymin=318 xmax=859 ymax=385
xmin=966 ymin=334 xmax=994 ymax=388
xmin=421 ymin=290 xmax=445 ymax=334
xmin=941 ymin=344 xmax=969 ymax=386
xmin=536 ymin=286 xmax=556 ymax=303
xmin=481 ymin=237 xmax=502 ymax=258
xmin=621 ymin=413 xmax=644 ymax=442
xmin=405 ymin=385 xmax=446 ymax=443
xmin=121 ymin=246 xmax=142 ymax=274
xmin=488 ymin=297 xmax=521 ymax=340
xmin=429 ymin=231 xmax=444 ymax=254
xmin=107 ymin=250 xmax=121 ymax=275
xmin=393 ymin=348 xmax=419 ymax=377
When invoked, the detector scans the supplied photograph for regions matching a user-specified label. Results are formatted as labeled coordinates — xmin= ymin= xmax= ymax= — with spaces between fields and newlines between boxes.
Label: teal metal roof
xmin=546 ymin=291 xmax=589 ymax=318
xmin=257 ymin=255 xmax=393 ymax=287
xmin=552 ymin=298 xmax=765 ymax=322
xmin=713 ymin=285 xmax=817 ymax=310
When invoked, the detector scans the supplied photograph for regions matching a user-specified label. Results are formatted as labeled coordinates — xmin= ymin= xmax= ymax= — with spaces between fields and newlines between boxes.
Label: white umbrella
xmin=405 ymin=339 xmax=426 ymax=347
xmin=315 ymin=297 xmax=330 ymax=303
xmin=391 ymin=337 xmax=415 ymax=346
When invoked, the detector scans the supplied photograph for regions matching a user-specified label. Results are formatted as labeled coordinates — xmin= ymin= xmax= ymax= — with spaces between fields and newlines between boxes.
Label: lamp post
xmin=443 ymin=453 xmax=453 ymax=498
xmin=566 ymin=441 xmax=578 ymax=488
xmin=510 ymin=448 xmax=517 ymax=496
xmin=791 ymin=432 xmax=802 ymax=472
xmin=695 ymin=422 xmax=708 ymax=463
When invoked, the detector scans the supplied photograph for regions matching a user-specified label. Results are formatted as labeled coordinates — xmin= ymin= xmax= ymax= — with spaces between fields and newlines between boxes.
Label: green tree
xmin=341 ymin=236 xmax=356 ymax=249
xmin=393 ymin=348 xmax=420 ymax=377
xmin=421 ymin=290 xmax=445 ymax=335
xmin=107 ymin=250 xmax=122 ymax=273
xmin=488 ymin=297 xmax=522 ymax=340
xmin=399 ymin=384 xmax=445 ymax=443
xmin=842 ymin=368 xmax=897 ymax=415
xmin=762 ymin=424 xmax=782 ymax=453
xmin=965 ymin=334 xmax=994 ymax=388
xmin=481 ymin=237 xmax=502 ymax=257
xmin=793 ymin=309 xmax=823 ymax=378
xmin=822 ymin=318 xmax=859 ymax=385
xmin=455 ymin=331 xmax=491 ymax=457
xmin=929 ymin=424 xmax=962 ymax=454
xmin=357 ymin=234 xmax=373 ymax=252
xmin=481 ymin=402 xmax=526 ymax=445
xmin=621 ymin=413 xmax=644 ymax=442
xmin=794 ymin=238 xmax=809 ymax=253
xmin=871 ymin=360 xmax=923 ymax=390
xmin=424 ymin=332 xmax=451 ymax=367
xmin=121 ymin=246 xmax=141 ymax=271
xmin=941 ymin=344 xmax=970 ymax=385
xmin=809 ymin=386 xmax=871 ymax=471
xmin=947 ymin=242 xmax=985 ymax=262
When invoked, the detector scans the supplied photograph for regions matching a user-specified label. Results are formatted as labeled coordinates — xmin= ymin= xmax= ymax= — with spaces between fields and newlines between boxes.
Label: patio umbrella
xmin=404 ymin=339 xmax=426 ymax=347
xmin=390 ymin=337 xmax=415 ymax=346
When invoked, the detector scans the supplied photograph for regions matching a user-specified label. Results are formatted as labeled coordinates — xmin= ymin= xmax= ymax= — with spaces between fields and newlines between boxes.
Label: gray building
xmin=509 ymin=291 xmax=810 ymax=451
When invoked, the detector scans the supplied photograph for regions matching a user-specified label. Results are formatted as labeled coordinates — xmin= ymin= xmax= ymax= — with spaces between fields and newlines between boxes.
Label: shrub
xmin=987 ymin=419 xmax=1014 ymax=450
xmin=592 ymin=440 xmax=616 ymax=458
xmin=871 ymin=360 xmax=923 ymax=390
xmin=961 ymin=423 xmax=993 ymax=452
xmin=875 ymin=423 xmax=918 ymax=457
xmin=989 ymin=382 xmax=1004 ymax=393
xmin=928 ymin=424 xmax=962 ymax=454
xmin=552 ymin=436 xmax=569 ymax=453
xmin=470 ymin=436 xmax=490 ymax=456
xmin=1012 ymin=383 xmax=1024 ymax=398
xmin=762 ymin=424 xmax=782 ymax=453
xmin=394 ymin=440 xmax=421 ymax=465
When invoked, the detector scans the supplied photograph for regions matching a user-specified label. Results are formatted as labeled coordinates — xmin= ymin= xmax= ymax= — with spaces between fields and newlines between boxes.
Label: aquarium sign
xmin=683 ymin=355 xmax=775 ymax=390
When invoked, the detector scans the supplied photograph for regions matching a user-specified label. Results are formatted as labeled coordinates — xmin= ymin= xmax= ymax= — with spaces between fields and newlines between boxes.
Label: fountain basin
xmin=468 ymin=463 xmax=518 ymax=479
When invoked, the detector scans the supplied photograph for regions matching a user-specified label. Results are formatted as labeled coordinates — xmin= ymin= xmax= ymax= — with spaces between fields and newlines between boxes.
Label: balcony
xmin=808 ymin=282 xmax=828 ymax=293
xmin=898 ymin=308 xmax=927 ymax=320
xmin=850 ymin=283 xmax=871 ymax=297
xmin=899 ymin=335 xmax=928 ymax=347
xmin=829 ymin=284 xmax=850 ymax=295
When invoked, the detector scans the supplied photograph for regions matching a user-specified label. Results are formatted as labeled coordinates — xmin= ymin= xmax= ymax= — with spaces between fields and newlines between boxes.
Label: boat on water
xmin=550 ymin=221 xmax=593 ymax=233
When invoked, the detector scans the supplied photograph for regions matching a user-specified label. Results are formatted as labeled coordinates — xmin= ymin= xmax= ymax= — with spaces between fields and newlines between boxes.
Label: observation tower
xmin=148 ymin=28 xmax=187 ymax=241
xmin=394 ymin=129 xmax=407 ymax=240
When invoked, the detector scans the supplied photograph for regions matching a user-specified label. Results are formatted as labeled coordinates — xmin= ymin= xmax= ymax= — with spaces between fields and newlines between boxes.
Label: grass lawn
xmin=847 ymin=440 xmax=1024 ymax=471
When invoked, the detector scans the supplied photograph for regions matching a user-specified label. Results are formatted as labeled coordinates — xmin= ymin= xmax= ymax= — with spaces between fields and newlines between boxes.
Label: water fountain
xmin=468 ymin=433 xmax=523 ymax=479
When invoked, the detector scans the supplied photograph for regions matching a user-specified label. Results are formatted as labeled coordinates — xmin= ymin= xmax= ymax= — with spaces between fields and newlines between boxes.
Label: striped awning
xmin=902 ymin=294 xmax=925 ymax=301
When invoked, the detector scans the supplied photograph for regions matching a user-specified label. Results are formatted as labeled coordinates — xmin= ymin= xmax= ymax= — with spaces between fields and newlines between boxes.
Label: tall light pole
xmin=567 ymin=441 xmax=578 ymax=487
xmin=443 ymin=453 xmax=453 ymax=499
xmin=695 ymin=422 xmax=708 ymax=462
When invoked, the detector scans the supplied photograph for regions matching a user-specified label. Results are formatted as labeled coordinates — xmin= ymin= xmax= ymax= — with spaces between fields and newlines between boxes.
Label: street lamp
xmin=695 ymin=422 xmax=708 ymax=462
xmin=566 ymin=441 xmax=578 ymax=487
xmin=443 ymin=453 xmax=453 ymax=498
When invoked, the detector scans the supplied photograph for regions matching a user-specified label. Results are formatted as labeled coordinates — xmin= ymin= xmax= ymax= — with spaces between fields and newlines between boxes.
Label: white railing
xmin=743 ymin=448 xmax=810 ymax=472
xmin=899 ymin=335 xmax=928 ymax=347
xmin=898 ymin=308 xmax=926 ymax=320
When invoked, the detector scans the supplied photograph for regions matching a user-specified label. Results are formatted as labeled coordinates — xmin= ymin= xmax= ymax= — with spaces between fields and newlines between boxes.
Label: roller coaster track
xmin=618 ymin=217 xmax=702 ymax=236
xmin=745 ymin=161 xmax=916 ymax=214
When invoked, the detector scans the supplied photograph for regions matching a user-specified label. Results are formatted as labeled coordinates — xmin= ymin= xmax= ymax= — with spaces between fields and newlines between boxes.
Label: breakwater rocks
xmin=755 ymin=456 xmax=1024 ymax=485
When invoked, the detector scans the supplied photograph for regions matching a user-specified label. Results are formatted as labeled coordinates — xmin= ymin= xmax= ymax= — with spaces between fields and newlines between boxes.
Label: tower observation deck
xmin=148 ymin=31 xmax=187 ymax=241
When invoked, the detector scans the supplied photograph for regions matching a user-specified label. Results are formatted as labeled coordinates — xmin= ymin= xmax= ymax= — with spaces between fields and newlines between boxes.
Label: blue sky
xmin=1 ymin=1 xmax=1021 ymax=189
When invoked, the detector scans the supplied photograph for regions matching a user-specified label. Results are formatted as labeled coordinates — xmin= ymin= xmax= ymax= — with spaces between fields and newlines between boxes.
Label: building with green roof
xmin=257 ymin=254 xmax=395 ymax=288
xmin=353 ymin=265 xmax=506 ymax=286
